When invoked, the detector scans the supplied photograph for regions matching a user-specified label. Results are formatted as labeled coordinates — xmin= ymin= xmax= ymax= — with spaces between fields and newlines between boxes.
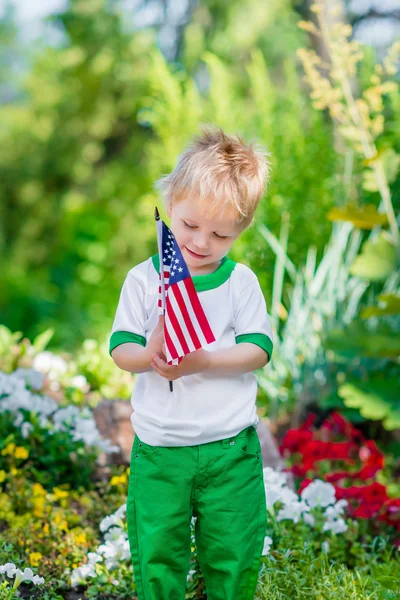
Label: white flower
xmin=100 ymin=505 xmax=126 ymax=533
xmin=323 ymin=518 xmax=348 ymax=534
xmin=263 ymin=467 xmax=288 ymax=487
xmin=71 ymin=375 xmax=89 ymax=391
xmin=87 ymin=553 xmax=103 ymax=566
xmin=100 ymin=515 xmax=118 ymax=533
xmin=0 ymin=563 xmax=44 ymax=587
xmin=21 ymin=422 xmax=34 ymax=438
xmin=0 ymin=563 xmax=17 ymax=577
xmin=33 ymin=352 xmax=68 ymax=378
xmin=301 ymin=480 xmax=336 ymax=508
xmin=277 ymin=500 xmax=310 ymax=524
xmin=262 ymin=536 xmax=273 ymax=556
xmin=97 ymin=537 xmax=131 ymax=570
xmin=13 ymin=368 xmax=45 ymax=391
xmin=70 ymin=563 xmax=97 ymax=587
xmin=322 ymin=541 xmax=330 ymax=552
xmin=324 ymin=499 xmax=348 ymax=520
xmin=303 ymin=512 xmax=316 ymax=526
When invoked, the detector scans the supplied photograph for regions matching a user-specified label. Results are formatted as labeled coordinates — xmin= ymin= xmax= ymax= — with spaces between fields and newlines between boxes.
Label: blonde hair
xmin=155 ymin=124 xmax=271 ymax=228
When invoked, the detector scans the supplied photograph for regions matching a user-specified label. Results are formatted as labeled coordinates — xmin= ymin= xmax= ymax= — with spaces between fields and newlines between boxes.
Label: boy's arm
xmin=112 ymin=344 xmax=152 ymax=373
xmin=208 ymin=342 xmax=269 ymax=375
xmin=151 ymin=343 xmax=268 ymax=380
xmin=111 ymin=315 xmax=165 ymax=374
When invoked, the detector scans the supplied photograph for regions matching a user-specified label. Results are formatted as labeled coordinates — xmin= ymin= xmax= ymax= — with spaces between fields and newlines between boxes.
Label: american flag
xmin=156 ymin=217 xmax=215 ymax=366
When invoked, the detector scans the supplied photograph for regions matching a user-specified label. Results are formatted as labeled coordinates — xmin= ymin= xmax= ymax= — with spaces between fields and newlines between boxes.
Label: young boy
xmin=109 ymin=125 xmax=274 ymax=600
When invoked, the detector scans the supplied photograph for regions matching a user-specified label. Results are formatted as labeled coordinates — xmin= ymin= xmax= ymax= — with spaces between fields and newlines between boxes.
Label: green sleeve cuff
xmin=235 ymin=333 xmax=273 ymax=362
xmin=109 ymin=331 xmax=146 ymax=357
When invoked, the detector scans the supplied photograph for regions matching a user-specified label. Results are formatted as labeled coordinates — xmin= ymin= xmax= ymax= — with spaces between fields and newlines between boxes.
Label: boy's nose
xmin=192 ymin=233 xmax=208 ymax=249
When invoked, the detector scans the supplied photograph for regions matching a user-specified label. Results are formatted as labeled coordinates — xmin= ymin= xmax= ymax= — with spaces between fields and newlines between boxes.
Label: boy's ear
xmin=166 ymin=201 xmax=172 ymax=218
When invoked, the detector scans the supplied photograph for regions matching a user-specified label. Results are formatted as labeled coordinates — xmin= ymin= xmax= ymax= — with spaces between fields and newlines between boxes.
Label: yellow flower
xmin=43 ymin=523 xmax=50 ymax=534
xmin=0 ymin=470 xmax=6 ymax=483
xmin=33 ymin=497 xmax=46 ymax=517
xmin=10 ymin=468 xmax=18 ymax=476
xmin=14 ymin=447 xmax=29 ymax=460
xmin=110 ymin=474 xmax=127 ymax=486
xmin=33 ymin=483 xmax=46 ymax=496
xmin=52 ymin=487 xmax=69 ymax=501
xmin=29 ymin=552 xmax=43 ymax=567
xmin=73 ymin=532 xmax=87 ymax=545
xmin=55 ymin=512 xmax=69 ymax=531
xmin=1 ymin=443 xmax=15 ymax=456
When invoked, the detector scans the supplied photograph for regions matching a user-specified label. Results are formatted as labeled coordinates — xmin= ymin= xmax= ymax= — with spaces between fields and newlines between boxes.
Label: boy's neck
xmin=188 ymin=259 xmax=222 ymax=277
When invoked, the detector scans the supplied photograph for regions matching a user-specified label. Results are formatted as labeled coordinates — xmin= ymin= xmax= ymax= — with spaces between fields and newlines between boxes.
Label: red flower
xmin=300 ymin=440 xmax=357 ymax=465
xmin=379 ymin=499 xmax=400 ymax=531
xmin=353 ymin=502 xmax=383 ymax=519
xmin=334 ymin=482 xmax=388 ymax=504
xmin=280 ymin=429 xmax=313 ymax=454
xmin=302 ymin=413 xmax=316 ymax=430
xmin=298 ymin=478 xmax=313 ymax=494
xmin=329 ymin=411 xmax=366 ymax=442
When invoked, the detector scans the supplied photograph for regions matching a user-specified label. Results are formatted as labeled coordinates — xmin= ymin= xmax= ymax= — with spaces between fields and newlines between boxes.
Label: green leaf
xmin=32 ymin=328 xmax=54 ymax=353
xmin=325 ymin=321 xmax=400 ymax=359
xmin=339 ymin=383 xmax=390 ymax=420
xmin=383 ymin=411 xmax=400 ymax=431
xmin=361 ymin=293 xmax=400 ymax=317
xmin=376 ymin=576 xmax=400 ymax=591
xmin=350 ymin=234 xmax=397 ymax=281
xmin=327 ymin=204 xmax=388 ymax=229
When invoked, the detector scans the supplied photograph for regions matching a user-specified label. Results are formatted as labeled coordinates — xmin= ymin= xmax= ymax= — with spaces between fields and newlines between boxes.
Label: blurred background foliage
xmin=0 ymin=0 xmax=340 ymax=349
xmin=0 ymin=0 xmax=399 ymax=434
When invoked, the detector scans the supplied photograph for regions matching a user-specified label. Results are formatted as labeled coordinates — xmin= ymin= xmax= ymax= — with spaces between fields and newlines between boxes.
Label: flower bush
xmin=66 ymin=462 xmax=399 ymax=599
xmin=0 ymin=563 xmax=44 ymax=600
xmin=280 ymin=411 xmax=400 ymax=540
xmin=0 ymin=325 xmax=132 ymax=404
xmin=0 ymin=366 xmax=119 ymax=490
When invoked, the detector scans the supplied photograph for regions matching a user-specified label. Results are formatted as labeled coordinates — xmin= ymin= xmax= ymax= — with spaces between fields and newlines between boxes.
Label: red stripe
xmin=166 ymin=294 xmax=190 ymax=355
xmin=164 ymin=322 xmax=179 ymax=361
xmin=172 ymin=283 xmax=201 ymax=350
xmin=183 ymin=278 xmax=215 ymax=343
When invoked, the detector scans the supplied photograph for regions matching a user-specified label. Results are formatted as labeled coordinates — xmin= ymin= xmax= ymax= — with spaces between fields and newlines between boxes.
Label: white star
xmin=172 ymin=250 xmax=176 ymax=255
xmin=175 ymin=258 xmax=179 ymax=264
xmin=178 ymin=267 xmax=183 ymax=272
xmin=163 ymin=257 xmax=167 ymax=262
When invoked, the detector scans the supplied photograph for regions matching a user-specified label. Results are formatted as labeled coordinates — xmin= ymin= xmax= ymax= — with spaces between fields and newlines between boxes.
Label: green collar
xmin=151 ymin=254 xmax=236 ymax=292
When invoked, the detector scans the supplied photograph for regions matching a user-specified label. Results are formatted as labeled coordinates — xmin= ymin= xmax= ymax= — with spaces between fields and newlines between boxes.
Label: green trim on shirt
xmin=235 ymin=333 xmax=273 ymax=361
xmin=109 ymin=331 xmax=146 ymax=356
xmin=151 ymin=254 xmax=237 ymax=292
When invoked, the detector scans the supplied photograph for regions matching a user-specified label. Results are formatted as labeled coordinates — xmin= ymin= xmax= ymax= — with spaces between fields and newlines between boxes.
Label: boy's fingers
xmin=152 ymin=353 xmax=169 ymax=370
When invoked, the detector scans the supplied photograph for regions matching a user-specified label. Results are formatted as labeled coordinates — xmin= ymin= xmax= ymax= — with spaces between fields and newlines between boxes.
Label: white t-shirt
xmin=109 ymin=255 xmax=274 ymax=446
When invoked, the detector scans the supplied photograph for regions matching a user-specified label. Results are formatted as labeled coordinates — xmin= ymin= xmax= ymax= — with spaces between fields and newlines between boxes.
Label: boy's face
xmin=167 ymin=196 xmax=243 ymax=275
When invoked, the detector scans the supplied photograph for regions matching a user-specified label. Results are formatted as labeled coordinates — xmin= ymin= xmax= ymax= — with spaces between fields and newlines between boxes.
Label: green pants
xmin=126 ymin=425 xmax=267 ymax=600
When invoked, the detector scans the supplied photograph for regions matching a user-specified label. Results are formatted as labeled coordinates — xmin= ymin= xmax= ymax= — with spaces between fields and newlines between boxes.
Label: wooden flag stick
xmin=154 ymin=207 xmax=173 ymax=393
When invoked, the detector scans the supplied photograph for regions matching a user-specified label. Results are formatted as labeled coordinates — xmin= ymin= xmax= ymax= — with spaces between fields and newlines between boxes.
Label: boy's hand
xmin=145 ymin=316 xmax=166 ymax=361
xmin=151 ymin=349 xmax=210 ymax=381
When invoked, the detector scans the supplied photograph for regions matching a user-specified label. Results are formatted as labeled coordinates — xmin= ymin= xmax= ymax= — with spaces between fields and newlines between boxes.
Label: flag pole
xmin=154 ymin=207 xmax=173 ymax=393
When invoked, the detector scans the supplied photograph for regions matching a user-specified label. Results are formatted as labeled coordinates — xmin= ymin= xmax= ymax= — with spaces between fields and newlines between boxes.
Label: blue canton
xmin=161 ymin=222 xmax=189 ymax=282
